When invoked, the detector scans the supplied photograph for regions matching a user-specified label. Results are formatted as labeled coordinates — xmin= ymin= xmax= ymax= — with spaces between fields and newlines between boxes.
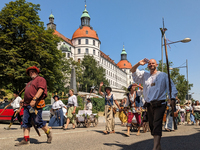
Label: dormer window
xmin=86 ymin=30 xmax=88 ymax=34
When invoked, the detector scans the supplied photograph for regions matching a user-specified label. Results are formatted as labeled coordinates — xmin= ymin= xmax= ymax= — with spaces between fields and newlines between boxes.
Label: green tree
xmin=81 ymin=55 xmax=109 ymax=92
xmin=0 ymin=0 xmax=64 ymax=92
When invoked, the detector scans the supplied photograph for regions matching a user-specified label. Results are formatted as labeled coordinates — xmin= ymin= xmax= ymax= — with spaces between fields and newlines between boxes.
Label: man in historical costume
xmin=15 ymin=66 xmax=52 ymax=146
xmin=131 ymin=58 xmax=177 ymax=150
xmin=99 ymin=82 xmax=120 ymax=134
xmin=4 ymin=91 xmax=23 ymax=130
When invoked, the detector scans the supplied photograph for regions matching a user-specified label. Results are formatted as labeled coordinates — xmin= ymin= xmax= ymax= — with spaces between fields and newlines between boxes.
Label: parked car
xmin=0 ymin=102 xmax=24 ymax=122
xmin=42 ymin=105 xmax=67 ymax=122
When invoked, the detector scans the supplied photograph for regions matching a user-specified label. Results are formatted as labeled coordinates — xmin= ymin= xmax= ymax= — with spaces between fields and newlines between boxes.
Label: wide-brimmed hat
xmin=104 ymin=87 xmax=112 ymax=92
xmin=128 ymin=83 xmax=138 ymax=91
xmin=53 ymin=95 xmax=60 ymax=100
xmin=26 ymin=66 xmax=40 ymax=76
xmin=87 ymin=98 xmax=91 ymax=101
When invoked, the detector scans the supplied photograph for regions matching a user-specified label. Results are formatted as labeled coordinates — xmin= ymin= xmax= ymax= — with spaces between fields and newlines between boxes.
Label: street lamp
xmin=169 ymin=59 xmax=189 ymax=100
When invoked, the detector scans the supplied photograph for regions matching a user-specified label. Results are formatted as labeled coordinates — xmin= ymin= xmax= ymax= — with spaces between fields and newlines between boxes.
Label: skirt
xmin=105 ymin=105 xmax=115 ymax=132
xmin=164 ymin=113 xmax=174 ymax=130
xmin=176 ymin=112 xmax=181 ymax=123
xmin=194 ymin=112 xmax=200 ymax=120
xmin=186 ymin=112 xmax=191 ymax=122
xmin=49 ymin=109 xmax=64 ymax=127
xmin=180 ymin=112 xmax=185 ymax=122
xmin=190 ymin=113 xmax=196 ymax=123
xmin=119 ymin=111 xmax=127 ymax=123
xmin=67 ymin=106 xmax=75 ymax=124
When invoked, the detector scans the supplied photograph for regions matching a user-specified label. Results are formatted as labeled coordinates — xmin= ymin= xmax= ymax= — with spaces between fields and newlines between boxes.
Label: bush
xmin=91 ymin=97 xmax=105 ymax=113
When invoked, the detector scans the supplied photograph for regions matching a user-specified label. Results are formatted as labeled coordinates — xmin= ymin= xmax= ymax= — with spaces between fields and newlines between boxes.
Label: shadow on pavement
xmin=15 ymin=138 xmax=47 ymax=145
xmin=103 ymin=130 xmax=200 ymax=150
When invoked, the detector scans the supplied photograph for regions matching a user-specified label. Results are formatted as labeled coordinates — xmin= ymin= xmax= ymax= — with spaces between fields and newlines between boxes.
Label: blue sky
xmin=1 ymin=0 xmax=199 ymax=100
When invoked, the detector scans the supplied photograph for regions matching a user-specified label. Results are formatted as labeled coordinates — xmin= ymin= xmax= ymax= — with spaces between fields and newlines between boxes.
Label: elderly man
xmin=130 ymin=58 xmax=177 ymax=150
xmin=15 ymin=66 xmax=52 ymax=146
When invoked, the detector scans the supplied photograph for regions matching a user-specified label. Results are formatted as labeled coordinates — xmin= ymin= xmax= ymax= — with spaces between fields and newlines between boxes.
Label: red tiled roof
xmin=117 ymin=60 xmax=132 ymax=69
xmin=53 ymin=30 xmax=73 ymax=46
xmin=100 ymin=51 xmax=116 ymax=65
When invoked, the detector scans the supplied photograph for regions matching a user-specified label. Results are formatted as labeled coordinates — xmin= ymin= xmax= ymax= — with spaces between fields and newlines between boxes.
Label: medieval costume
xmin=49 ymin=95 xmax=67 ymax=127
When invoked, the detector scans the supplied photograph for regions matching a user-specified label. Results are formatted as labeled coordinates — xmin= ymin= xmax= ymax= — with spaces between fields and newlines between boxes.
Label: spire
xmin=121 ymin=45 xmax=127 ymax=60
xmin=47 ymin=12 xmax=56 ymax=30
xmin=81 ymin=2 xmax=90 ymax=27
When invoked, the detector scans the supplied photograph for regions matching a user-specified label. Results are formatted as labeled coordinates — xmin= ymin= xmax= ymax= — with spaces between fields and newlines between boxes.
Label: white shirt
xmin=68 ymin=95 xmax=78 ymax=107
xmin=11 ymin=96 xmax=22 ymax=110
xmin=185 ymin=105 xmax=192 ymax=111
xmin=52 ymin=100 xmax=65 ymax=109
xmin=180 ymin=108 xmax=186 ymax=113
xmin=103 ymin=93 xmax=116 ymax=100
xmin=132 ymin=69 xmax=178 ymax=102
xmin=86 ymin=102 xmax=92 ymax=111
xmin=176 ymin=105 xmax=181 ymax=111
xmin=193 ymin=105 xmax=200 ymax=111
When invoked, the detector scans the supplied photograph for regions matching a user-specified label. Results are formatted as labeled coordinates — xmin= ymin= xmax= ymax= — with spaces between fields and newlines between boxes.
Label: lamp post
xmin=160 ymin=19 xmax=191 ymax=72
xmin=169 ymin=59 xmax=189 ymax=100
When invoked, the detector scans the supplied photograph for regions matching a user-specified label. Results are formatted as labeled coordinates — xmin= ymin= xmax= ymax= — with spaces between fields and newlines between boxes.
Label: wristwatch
xmin=32 ymin=97 xmax=38 ymax=101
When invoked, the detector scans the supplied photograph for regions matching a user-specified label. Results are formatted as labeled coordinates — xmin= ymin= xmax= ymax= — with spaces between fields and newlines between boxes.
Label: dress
xmin=179 ymin=108 xmax=186 ymax=122
xmin=193 ymin=105 xmax=200 ymax=120
xmin=119 ymin=103 xmax=127 ymax=123
xmin=165 ymin=104 xmax=174 ymax=131
xmin=185 ymin=105 xmax=192 ymax=122
xmin=49 ymin=100 xmax=66 ymax=127
xmin=67 ymin=95 xmax=77 ymax=124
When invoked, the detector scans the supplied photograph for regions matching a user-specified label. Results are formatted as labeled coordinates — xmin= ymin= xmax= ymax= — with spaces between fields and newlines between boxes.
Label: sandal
xmin=103 ymin=131 xmax=108 ymax=134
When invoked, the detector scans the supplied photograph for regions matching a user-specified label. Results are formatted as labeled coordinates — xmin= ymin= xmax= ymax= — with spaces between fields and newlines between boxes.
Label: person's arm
xmin=30 ymin=88 xmax=44 ymax=107
xmin=130 ymin=58 xmax=149 ymax=73
xmin=113 ymin=95 xmax=120 ymax=109
xmin=99 ymin=82 xmax=104 ymax=96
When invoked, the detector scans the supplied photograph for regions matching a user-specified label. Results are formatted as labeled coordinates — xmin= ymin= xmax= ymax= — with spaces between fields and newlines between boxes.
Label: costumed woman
xmin=185 ymin=102 xmax=192 ymax=124
xmin=190 ymin=102 xmax=195 ymax=125
xmin=63 ymin=89 xmax=77 ymax=130
xmin=119 ymin=98 xmax=127 ymax=126
xmin=48 ymin=95 xmax=67 ymax=129
xmin=164 ymin=100 xmax=174 ymax=132
xmin=99 ymin=82 xmax=121 ymax=134
xmin=193 ymin=101 xmax=200 ymax=126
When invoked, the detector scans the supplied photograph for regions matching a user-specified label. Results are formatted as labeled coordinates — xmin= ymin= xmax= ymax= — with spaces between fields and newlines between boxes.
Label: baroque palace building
xmin=47 ymin=5 xmax=133 ymax=98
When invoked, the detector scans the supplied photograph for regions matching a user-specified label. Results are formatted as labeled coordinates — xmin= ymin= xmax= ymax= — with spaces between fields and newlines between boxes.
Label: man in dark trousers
xmin=130 ymin=58 xmax=177 ymax=150
xmin=15 ymin=66 xmax=52 ymax=146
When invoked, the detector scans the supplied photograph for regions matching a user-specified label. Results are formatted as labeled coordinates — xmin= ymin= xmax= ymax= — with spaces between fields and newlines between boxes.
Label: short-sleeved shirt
xmin=11 ymin=96 xmax=22 ymax=110
xmin=68 ymin=95 xmax=77 ymax=107
xmin=24 ymin=76 xmax=47 ymax=104
xmin=52 ymin=100 xmax=65 ymax=109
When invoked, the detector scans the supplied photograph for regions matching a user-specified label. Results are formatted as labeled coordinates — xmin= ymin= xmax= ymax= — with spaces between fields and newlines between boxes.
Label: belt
xmin=53 ymin=108 xmax=61 ymax=111
xmin=148 ymin=100 xmax=166 ymax=103
xmin=68 ymin=104 xmax=74 ymax=107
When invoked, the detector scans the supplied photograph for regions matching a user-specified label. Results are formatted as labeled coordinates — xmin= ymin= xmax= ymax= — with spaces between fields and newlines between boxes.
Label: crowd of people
xmin=0 ymin=59 xmax=199 ymax=150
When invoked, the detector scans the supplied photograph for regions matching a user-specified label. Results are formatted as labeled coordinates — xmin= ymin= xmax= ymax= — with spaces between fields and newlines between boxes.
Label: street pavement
xmin=0 ymin=121 xmax=199 ymax=150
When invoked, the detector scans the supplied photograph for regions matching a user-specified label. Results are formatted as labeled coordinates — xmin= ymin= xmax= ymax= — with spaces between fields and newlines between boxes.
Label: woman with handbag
xmin=99 ymin=82 xmax=120 ymax=134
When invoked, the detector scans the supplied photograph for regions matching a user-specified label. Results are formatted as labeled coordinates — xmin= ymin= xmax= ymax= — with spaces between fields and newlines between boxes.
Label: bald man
xmin=130 ymin=58 xmax=177 ymax=150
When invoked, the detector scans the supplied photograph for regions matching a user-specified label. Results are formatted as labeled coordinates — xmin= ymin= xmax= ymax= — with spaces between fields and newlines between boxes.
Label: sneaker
xmin=47 ymin=131 xmax=52 ymax=144
xmin=15 ymin=139 xmax=29 ymax=146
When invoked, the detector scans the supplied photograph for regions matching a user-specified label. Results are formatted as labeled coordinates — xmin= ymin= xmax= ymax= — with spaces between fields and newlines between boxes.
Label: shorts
xmin=22 ymin=105 xmax=46 ymax=128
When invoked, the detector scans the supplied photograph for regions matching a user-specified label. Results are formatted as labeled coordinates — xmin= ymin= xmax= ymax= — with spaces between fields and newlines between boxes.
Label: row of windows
xmin=108 ymin=79 xmax=126 ymax=88
xmin=78 ymin=39 xmax=100 ymax=47
xmin=77 ymin=48 xmax=100 ymax=56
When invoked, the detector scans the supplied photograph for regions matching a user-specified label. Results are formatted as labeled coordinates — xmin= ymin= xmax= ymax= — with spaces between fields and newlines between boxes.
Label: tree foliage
xmin=80 ymin=55 xmax=109 ymax=92
xmin=0 ymin=0 xmax=64 ymax=92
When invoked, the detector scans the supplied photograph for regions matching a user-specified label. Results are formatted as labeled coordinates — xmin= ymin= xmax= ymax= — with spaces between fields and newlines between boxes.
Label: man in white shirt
xmin=4 ymin=91 xmax=23 ymax=130
xmin=131 ymin=58 xmax=178 ymax=150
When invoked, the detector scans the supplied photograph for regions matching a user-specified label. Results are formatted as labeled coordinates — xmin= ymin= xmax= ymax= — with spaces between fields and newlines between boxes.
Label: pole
xmin=161 ymin=35 xmax=164 ymax=72
xmin=186 ymin=59 xmax=189 ymax=100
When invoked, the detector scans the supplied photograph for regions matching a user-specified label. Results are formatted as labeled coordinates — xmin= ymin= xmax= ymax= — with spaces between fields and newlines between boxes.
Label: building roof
xmin=117 ymin=60 xmax=132 ymax=69
xmin=72 ymin=26 xmax=99 ymax=40
xmin=53 ymin=30 xmax=73 ymax=46
xmin=121 ymin=47 xmax=127 ymax=55
xmin=100 ymin=51 xmax=116 ymax=65
xmin=49 ymin=14 xmax=54 ymax=18
xmin=81 ymin=8 xmax=90 ymax=18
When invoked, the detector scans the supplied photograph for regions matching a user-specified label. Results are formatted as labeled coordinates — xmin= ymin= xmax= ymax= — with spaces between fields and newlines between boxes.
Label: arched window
xmin=93 ymin=49 xmax=95 ymax=55
xmin=68 ymin=53 xmax=70 ymax=58
xmin=86 ymin=48 xmax=88 ymax=54
xmin=93 ymin=40 xmax=95 ymax=46
xmin=85 ymin=39 xmax=88 ymax=44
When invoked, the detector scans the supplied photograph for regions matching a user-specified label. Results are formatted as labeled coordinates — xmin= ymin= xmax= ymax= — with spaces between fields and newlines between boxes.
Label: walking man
xmin=131 ymin=58 xmax=177 ymax=150
xmin=15 ymin=66 xmax=52 ymax=146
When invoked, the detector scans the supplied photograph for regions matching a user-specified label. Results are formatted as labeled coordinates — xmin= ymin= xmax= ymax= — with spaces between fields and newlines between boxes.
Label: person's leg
xmin=152 ymin=104 xmax=166 ymax=150
xmin=5 ymin=112 xmax=15 ymax=130
xmin=64 ymin=107 xmax=73 ymax=129
xmin=103 ymin=105 xmax=109 ymax=134
xmin=147 ymin=105 xmax=154 ymax=135
xmin=125 ymin=112 xmax=133 ymax=136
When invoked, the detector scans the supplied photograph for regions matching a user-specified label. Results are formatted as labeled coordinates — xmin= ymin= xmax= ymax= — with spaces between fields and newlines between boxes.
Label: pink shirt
xmin=24 ymin=76 xmax=47 ymax=104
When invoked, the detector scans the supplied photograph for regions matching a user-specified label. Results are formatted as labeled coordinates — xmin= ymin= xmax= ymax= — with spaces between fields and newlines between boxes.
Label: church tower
xmin=47 ymin=13 xmax=56 ymax=30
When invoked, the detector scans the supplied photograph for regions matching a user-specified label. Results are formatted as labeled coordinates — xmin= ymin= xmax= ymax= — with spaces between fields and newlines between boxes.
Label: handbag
xmin=174 ymin=112 xmax=178 ymax=117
